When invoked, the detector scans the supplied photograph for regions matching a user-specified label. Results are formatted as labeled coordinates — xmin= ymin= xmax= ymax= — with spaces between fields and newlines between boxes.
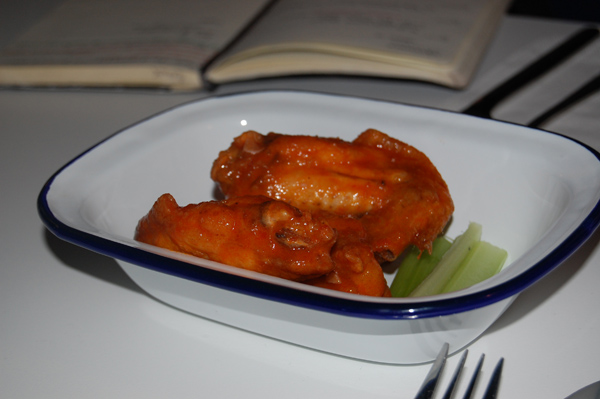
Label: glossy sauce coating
xmin=304 ymin=211 xmax=391 ymax=297
xmin=212 ymin=129 xmax=454 ymax=262
xmin=135 ymin=194 xmax=337 ymax=281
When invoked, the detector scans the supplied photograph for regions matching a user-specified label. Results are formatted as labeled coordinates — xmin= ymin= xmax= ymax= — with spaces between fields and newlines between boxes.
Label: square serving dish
xmin=38 ymin=90 xmax=600 ymax=364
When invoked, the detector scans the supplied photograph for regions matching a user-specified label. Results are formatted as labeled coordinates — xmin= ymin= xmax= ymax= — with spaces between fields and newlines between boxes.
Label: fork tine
xmin=441 ymin=349 xmax=469 ymax=399
xmin=462 ymin=354 xmax=485 ymax=399
xmin=482 ymin=358 xmax=504 ymax=399
xmin=414 ymin=342 xmax=449 ymax=399
xmin=414 ymin=346 xmax=505 ymax=399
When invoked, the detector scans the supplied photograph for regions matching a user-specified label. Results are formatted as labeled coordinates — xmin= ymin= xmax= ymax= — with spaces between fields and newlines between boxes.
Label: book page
xmin=0 ymin=0 xmax=271 ymax=68
xmin=219 ymin=0 xmax=501 ymax=64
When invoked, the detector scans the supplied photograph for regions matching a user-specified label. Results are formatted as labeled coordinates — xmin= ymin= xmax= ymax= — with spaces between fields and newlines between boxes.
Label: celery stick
xmin=441 ymin=241 xmax=507 ymax=293
xmin=409 ymin=222 xmax=482 ymax=297
xmin=389 ymin=247 xmax=420 ymax=298
xmin=406 ymin=237 xmax=453 ymax=294
xmin=390 ymin=236 xmax=452 ymax=297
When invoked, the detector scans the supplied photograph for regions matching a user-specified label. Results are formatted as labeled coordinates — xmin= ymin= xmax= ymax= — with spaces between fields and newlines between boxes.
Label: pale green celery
xmin=441 ymin=241 xmax=507 ymax=293
xmin=409 ymin=222 xmax=482 ymax=297
xmin=390 ymin=236 xmax=452 ymax=297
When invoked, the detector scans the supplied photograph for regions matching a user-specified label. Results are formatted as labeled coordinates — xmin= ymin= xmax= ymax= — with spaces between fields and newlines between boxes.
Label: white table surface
xmin=2 ymin=15 xmax=600 ymax=399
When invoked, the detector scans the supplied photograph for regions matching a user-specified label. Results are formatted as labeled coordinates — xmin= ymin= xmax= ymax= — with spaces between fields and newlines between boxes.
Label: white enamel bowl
xmin=38 ymin=91 xmax=600 ymax=364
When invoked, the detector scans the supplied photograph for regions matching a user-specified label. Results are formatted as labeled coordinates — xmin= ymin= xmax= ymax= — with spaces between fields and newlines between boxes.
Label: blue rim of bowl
xmin=36 ymin=91 xmax=600 ymax=320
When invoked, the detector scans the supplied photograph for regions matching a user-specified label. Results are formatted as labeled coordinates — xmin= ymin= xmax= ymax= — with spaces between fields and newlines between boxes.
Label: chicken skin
xmin=304 ymin=212 xmax=391 ymax=297
xmin=135 ymin=194 xmax=390 ymax=296
xmin=135 ymin=194 xmax=337 ymax=281
xmin=211 ymin=129 xmax=454 ymax=262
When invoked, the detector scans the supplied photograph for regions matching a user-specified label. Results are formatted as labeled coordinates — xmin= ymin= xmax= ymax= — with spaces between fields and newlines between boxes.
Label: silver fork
xmin=414 ymin=343 xmax=504 ymax=399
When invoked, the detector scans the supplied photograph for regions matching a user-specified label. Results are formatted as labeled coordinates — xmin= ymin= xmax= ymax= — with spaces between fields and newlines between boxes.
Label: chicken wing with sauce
xmin=135 ymin=194 xmax=390 ymax=296
xmin=135 ymin=194 xmax=337 ymax=281
xmin=211 ymin=129 xmax=454 ymax=262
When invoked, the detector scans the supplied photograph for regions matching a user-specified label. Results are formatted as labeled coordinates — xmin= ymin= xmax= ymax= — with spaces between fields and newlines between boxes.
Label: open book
xmin=0 ymin=0 xmax=511 ymax=91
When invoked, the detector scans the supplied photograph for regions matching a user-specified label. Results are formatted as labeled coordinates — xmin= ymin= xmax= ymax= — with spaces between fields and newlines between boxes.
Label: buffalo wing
xmin=135 ymin=194 xmax=337 ymax=281
xmin=211 ymin=129 xmax=454 ymax=262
